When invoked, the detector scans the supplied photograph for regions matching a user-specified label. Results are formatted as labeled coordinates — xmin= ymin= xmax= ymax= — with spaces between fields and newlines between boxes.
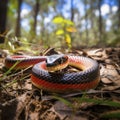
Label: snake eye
xmin=54 ymin=59 xmax=61 ymax=65
xmin=55 ymin=56 xmax=68 ymax=65
xmin=62 ymin=57 xmax=68 ymax=63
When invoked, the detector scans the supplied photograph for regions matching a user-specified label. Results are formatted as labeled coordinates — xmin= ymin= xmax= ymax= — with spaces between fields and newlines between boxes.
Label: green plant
xmin=52 ymin=94 xmax=120 ymax=119
xmin=52 ymin=16 xmax=76 ymax=49
xmin=0 ymin=61 xmax=31 ymax=89
xmin=0 ymin=30 xmax=37 ymax=54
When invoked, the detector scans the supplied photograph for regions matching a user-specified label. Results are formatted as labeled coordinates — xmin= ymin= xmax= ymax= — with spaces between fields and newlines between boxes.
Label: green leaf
xmin=3 ymin=61 xmax=20 ymax=76
xmin=52 ymin=16 xmax=64 ymax=24
xmin=65 ymin=34 xmax=71 ymax=43
xmin=100 ymin=110 xmax=120 ymax=119
xmin=65 ymin=34 xmax=72 ymax=48
xmin=64 ymin=19 xmax=74 ymax=25
xmin=52 ymin=95 xmax=73 ymax=108
xmin=74 ymin=97 xmax=120 ymax=107
xmin=8 ymin=41 xmax=15 ymax=51
xmin=66 ymin=27 xmax=77 ymax=32
xmin=56 ymin=29 xmax=64 ymax=35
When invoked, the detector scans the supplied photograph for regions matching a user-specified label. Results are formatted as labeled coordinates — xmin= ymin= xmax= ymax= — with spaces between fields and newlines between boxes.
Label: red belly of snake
xmin=5 ymin=55 xmax=100 ymax=93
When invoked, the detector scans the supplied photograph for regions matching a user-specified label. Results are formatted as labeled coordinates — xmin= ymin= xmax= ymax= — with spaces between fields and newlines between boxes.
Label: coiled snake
xmin=5 ymin=54 xmax=100 ymax=92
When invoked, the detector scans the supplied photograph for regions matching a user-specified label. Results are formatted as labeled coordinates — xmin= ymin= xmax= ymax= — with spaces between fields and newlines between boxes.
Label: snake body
xmin=5 ymin=55 xmax=100 ymax=92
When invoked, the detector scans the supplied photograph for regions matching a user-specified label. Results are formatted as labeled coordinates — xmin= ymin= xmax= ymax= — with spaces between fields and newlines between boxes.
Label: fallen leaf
xmin=101 ymin=77 xmax=113 ymax=84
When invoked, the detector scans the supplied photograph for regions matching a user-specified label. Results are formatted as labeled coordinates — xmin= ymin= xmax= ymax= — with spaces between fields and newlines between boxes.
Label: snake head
xmin=46 ymin=54 xmax=68 ymax=72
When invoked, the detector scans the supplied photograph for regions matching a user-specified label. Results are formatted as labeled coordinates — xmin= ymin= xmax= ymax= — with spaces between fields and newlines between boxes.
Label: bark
xmin=15 ymin=0 xmax=22 ymax=37
xmin=90 ymin=0 xmax=93 ymax=29
xmin=0 ymin=0 xmax=8 ymax=43
xmin=118 ymin=0 xmax=120 ymax=28
xmin=70 ymin=0 xmax=74 ymax=22
xmin=98 ymin=0 xmax=102 ymax=43
xmin=84 ymin=0 xmax=89 ymax=44
xmin=33 ymin=0 xmax=40 ymax=35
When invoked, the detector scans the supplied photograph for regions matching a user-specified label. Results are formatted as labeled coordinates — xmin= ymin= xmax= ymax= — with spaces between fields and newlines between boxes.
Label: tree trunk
xmin=15 ymin=0 xmax=22 ymax=37
xmin=84 ymin=0 xmax=89 ymax=44
xmin=70 ymin=0 xmax=74 ymax=22
xmin=33 ymin=0 xmax=40 ymax=35
xmin=90 ymin=0 xmax=93 ymax=29
xmin=98 ymin=0 xmax=102 ymax=43
xmin=0 ymin=0 xmax=8 ymax=43
xmin=118 ymin=0 xmax=120 ymax=28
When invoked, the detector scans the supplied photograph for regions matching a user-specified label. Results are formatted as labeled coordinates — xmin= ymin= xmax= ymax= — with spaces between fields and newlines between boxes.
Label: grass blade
xmin=100 ymin=110 xmax=120 ymax=119
xmin=74 ymin=97 xmax=120 ymax=108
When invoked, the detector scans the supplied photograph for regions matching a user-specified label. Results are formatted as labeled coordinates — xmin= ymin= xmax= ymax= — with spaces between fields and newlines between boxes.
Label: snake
xmin=5 ymin=54 xmax=100 ymax=93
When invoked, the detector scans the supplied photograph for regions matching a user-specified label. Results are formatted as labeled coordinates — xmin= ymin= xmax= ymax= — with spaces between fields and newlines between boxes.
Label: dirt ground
xmin=0 ymin=47 xmax=120 ymax=120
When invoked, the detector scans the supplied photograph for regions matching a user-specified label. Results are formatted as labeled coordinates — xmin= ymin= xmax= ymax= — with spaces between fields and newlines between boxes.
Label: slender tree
xmin=70 ymin=0 xmax=74 ymax=22
xmin=90 ymin=0 xmax=98 ymax=41
xmin=84 ymin=0 xmax=89 ymax=44
xmin=0 ymin=0 xmax=8 ymax=43
xmin=98 ymin=0 xmax=102 ymax=43
xmin=15 ymin=0 xmax=22 ymax=37
xmin=118 ymin=0 xmax=120 ymax=28
xmin=90 ymin=0 xmax=94 ymax=29
xmin=33 ymin=0 xmax=40 ymax=35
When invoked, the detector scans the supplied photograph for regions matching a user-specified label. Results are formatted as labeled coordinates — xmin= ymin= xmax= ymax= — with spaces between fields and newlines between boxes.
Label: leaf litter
xmin=0 ymin=47 xmax=120 ymax=120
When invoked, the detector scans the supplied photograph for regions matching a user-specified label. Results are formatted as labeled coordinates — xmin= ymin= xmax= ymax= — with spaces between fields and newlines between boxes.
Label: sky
xmin=20 ymin=0 xmax=119 ymax=33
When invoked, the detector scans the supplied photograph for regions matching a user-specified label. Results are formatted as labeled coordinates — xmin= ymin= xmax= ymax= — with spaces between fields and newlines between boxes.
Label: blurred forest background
xmin=0 ymin=0 xmax=120 ymax=51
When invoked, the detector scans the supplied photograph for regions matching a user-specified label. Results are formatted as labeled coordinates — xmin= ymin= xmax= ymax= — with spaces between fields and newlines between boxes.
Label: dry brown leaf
xmin=40 ymin=110 xmax=61 ymax=120
xmin=24 ymin=79 xmax=32 ymax=90
xmin=87 ymin=48 xmax=103 ymax=57
xmin=102 ymin=85 xmax=120 ymax=91
xmin=101 ymin=77 xmax=113 ymax=84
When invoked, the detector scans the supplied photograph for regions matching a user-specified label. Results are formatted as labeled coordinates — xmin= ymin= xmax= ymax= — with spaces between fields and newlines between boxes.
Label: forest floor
xmin=0 ymin=47 xmax=120 ymax=120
